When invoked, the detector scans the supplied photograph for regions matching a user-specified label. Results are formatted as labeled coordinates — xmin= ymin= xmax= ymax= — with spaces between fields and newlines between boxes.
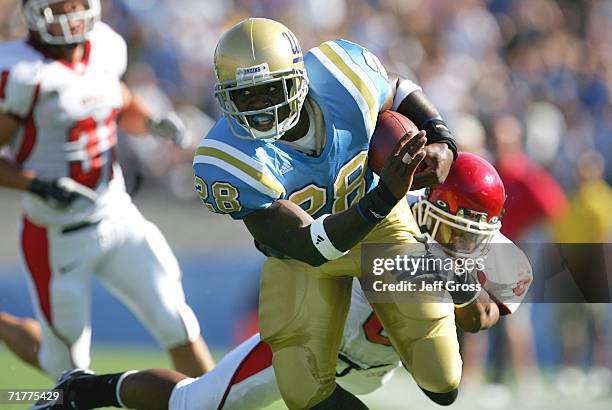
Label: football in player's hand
xmin=368 ymin=111 xmax=421 ymax=174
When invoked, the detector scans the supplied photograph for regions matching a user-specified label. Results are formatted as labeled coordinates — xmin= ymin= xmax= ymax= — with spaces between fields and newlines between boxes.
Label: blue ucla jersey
xmin=193 ymin=39 xmax=390 ymax=219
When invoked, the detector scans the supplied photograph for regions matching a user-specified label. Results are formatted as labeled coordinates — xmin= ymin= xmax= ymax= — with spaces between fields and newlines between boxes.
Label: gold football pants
xmin=258 ymin=199 xmax=462 ymax=409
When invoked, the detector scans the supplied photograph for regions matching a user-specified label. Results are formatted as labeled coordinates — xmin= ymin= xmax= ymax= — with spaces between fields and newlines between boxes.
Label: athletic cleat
xmin=30 ymin=369 xmax=95 ymax=410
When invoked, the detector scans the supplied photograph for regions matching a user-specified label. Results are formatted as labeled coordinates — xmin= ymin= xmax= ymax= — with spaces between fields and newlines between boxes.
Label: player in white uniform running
xmin=31 ymin=152 xmax=532 ymax=410
xmin=0 ymin=0 xmax=214 ymax=379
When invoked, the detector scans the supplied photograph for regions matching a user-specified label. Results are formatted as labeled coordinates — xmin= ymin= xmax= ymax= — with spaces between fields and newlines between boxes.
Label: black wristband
xmin=420 ymin=118 xmax=458 ymax=160
xmin=356 ymin=182 xmax=399 ymax=224
xmin=27 ymin=178 xmax=48 ymax=199
xmin=26 ymin=177 xmax=78 ymax=207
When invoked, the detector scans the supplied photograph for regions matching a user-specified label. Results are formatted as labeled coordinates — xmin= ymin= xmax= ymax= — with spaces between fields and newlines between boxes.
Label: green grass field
xmin=2 ymin=345 xmax=611 ymax=410
xmin=0 ymin=345 xmax=289 ymax=410
xmin=0 ymin=345 xmax=172 ymax=410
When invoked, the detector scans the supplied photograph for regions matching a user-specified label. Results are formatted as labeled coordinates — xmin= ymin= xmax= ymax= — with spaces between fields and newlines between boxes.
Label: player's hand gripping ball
xmin=368 ymin=111 xmax=424 ymax=174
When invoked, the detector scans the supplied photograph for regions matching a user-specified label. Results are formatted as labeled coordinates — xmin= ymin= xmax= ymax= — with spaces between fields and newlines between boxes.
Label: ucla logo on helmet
xmin=236 ymin=63 xmax=271 ymax=83
xmin=282 ymin=31 xmax=302 ymax=58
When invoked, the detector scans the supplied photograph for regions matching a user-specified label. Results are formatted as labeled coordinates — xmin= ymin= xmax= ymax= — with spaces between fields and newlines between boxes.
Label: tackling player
xmin=30 ymin=153 xmax=533 ymax=410
xmin=0 ymin=0 xmax=214 ymax=378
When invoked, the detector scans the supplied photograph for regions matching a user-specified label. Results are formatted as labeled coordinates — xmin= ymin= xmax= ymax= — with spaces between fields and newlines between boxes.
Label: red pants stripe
xmin=21 ymin=217 xmax=53 ymax=324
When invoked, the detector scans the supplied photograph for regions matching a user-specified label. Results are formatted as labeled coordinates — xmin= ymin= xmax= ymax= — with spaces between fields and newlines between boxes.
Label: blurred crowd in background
xmin=1 ymin=0 xmax=611 ymax=405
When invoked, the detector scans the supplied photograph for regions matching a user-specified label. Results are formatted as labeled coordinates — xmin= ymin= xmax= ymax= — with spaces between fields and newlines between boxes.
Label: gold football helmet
xmin=214 ymin=18 xmax=309 ymax=141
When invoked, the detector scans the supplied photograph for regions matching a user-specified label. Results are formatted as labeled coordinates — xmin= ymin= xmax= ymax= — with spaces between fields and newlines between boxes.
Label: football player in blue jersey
xmin=191 ymin=18 xmax=461 ymax=409
xmin=30 ymin=17 xmax=465 ymax=410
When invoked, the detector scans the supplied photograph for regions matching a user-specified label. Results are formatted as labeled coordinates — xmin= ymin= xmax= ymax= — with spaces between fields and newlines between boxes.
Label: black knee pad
xmin=419 ymin=386 xmax=458 ymax=406
xmin=310 ymin=384 xmax=369 ymax=410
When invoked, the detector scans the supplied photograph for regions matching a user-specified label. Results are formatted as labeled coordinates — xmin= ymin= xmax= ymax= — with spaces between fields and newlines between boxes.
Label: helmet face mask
xmin=23 ymin=0 xmax=100 ymax=46
xmin=415 ymin=199 xmax=500 ymax=257
xmin=413 ymin=152 xmax=505 ymax=258
xmin=213 ymin=18 xmax=309 ymax=142
xmin=215 ymin=67 xmax=308 ymax=141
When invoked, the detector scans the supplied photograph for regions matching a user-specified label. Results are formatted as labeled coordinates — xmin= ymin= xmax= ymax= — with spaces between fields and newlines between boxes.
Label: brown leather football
xmin=368 ymin=111 xmax=420 ymax=174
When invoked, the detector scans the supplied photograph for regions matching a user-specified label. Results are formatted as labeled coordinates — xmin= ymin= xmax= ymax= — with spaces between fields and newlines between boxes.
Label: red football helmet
xmin=413 ymin=152 xmax=506 ymax=256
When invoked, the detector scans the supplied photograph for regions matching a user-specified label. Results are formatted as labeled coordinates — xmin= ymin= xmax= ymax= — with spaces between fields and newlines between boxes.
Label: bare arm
xmin=0 ymin=157 xmax=35 ymax=191
xmin=245 ymin=199 xmax=375 ymax=266
xmin=384 ymin=72 xmax=456 ymax=189
xmin=454 ymin=291 xmax=500 ymax=333
xmin=118 ymin=82 xmax=187 ymax=147
xmin=385 ymin=72 xmax=444 ymax=126
xmin=244 ymin=132 xmax=427 ymax=266
xmin=117 ymin=81 xmax=153 ymax=135
xmin=0 ymin=113 xmax=35 ymax=191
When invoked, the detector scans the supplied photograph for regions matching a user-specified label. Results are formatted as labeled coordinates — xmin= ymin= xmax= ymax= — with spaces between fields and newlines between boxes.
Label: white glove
xmin=148 ymin=112 xmax=189 ymax=148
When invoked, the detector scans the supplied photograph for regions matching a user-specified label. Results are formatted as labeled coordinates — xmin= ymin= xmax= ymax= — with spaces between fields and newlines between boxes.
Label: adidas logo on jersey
xmin=315 ymin=235 xmax=325 ymax=244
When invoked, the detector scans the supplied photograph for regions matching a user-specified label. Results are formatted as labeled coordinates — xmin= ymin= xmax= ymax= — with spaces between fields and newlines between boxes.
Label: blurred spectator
xmin=552 ymin=150 xmax=611 ymax=302
xmin=492 ymin=115 xmax=568 ymax=240
xmin=553 ymin=151 xmax=612 ymax=244
xmin=451 ymin=113 xmax=491 ymax=160
xmin=487 ymin=113 xmax=567 ymax=398
xmin=550 ymin=151 xmax=612 ymax=397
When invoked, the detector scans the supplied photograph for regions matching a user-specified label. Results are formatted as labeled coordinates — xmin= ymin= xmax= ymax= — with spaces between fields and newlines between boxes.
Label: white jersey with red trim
xmin=0 ymin=22 xmax=130 ymax=226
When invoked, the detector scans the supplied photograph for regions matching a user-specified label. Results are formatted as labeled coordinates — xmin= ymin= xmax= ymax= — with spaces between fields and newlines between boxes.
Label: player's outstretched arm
xmin=117 ymin=81 xmax=154 ymax=135
xmin=454 ymin=291 xmax=500 ymax=333
xmin=245 ymin=132 xmax=426 ymax=267
xmin=118 ymin=82 xmax=189 ymax=148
